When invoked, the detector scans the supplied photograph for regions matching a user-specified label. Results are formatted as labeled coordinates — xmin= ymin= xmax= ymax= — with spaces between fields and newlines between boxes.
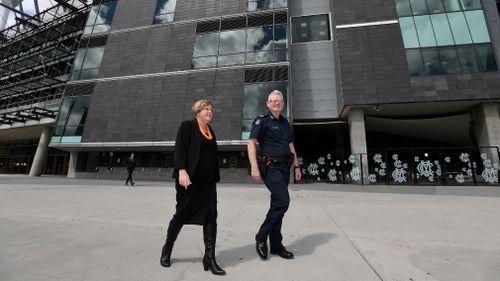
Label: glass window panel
xmin=219 ymin=30 xmax=246 ymax=54
xmin=66 ymin=96 xmax=90 ymax=129
xmin=426 ymin=0 xmax=445 ymax=13
xmin=217 ymin=54 xmax=245 ymax=66
xmin=274 ymin=0 xmax=287 ymax=8
xmin=448 ymin=12 xmax=472 ymax=44
xmin=431 ymin=14 xmax=454 ymax=46
xmin=274 ymin=49 xmax=288 ymax=62
xmin=85 ymin=6 xmax=99 ymax=27
xmin=83 ymin=26 xmax=93 ymax=34
xmin=153 ymin=13 xmax=174 ymax=24
xmin=460 ymin=0 xmax=481 ymax=10
xmin=465 ymin=10 xmax=490 ymax=43
xmin=246 ymin=51 xmax=274 ymax=64
xmin=155 ymin=0 xmax=177 ymax=15
xmin=292 ymin=16 xmax=310 ymax=43
xmin=55 ymin=97 xmax=73 ymax=129
xmin=72 ymin=49 xmax=86 ymax=71
xmin=79 ymin=68 xmax=100 ymax=80
xmin=399 ymin=17 xmax=420 ymax=48
xmin=92 ymin=24 xmax=111 ymax=34
xmin=95 ymin=2 xmax=117 ymax=25
xmin=193 ymin=33 xmax=220 ymax=57
xmin=414 ymin=15 xmax=437 ymax=47
xmin=456 ymin=45 xmax=480 ymax=73
xmin=247 ymin=26 xmax=273 ymax=51
xmin=409 ymin=0 xmax=429 ymax=15
xmin=192 ymin=56 xmax=217 ymax=69
xmin=443 ymin=0 xmax=463 ymax=12
xmin=310 ymin=15 xmax=330 ymax=41
xmin=70 ymin=70 xmax=80 ymax=80
xmin=81 ymin=47 xmax=105 ymax=69
xmin=474 ymin=44 xmax=498 ymax=72
xmin=63 ymin=126 xmax=78 ymax=136
xmin=438 ymin=47 xmax=461 ymax=74
xmin=406 ymin=49 xmax=426 ymax=76
xmin=395 ymin=0 xmax=412 ymax=17
xmin=248 ymin=0 xmax=272 ymax=11
xmin=274 ymin=24 xmax=287 ymax=49
xmin=422 ymin=48 xmax=442 ymax=74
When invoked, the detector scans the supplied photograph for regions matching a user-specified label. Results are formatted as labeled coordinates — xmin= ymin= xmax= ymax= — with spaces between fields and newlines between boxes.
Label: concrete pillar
xmin=29 ymin=126 xmax=53 ymax=177
xmin=67 ymin=151 xmax=77 ymax=178
xmin=471 ymin=102 xmax=500 ymax=164
xmin=348 ymin=107 xmax=369 ymax=184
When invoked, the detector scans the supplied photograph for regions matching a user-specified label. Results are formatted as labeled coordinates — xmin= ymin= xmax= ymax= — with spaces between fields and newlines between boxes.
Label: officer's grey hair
xmin=268 ymin=90 xmax=283 ymax=101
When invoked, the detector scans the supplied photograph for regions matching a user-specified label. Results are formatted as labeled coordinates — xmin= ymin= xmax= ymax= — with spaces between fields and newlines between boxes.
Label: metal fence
xmin=298 ymin=146 xmax=500 ymax=186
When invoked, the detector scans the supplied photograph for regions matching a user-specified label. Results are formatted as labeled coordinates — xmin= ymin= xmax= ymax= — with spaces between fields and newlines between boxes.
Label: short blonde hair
xmin=191 ymin=99 xmax=213 ymax=116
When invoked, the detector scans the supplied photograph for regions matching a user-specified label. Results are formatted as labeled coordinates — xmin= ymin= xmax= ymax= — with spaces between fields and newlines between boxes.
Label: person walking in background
xmin=160 ymin=100 xmax=225 ymax=275
xmin=247 ymin=90 xmax=302 ymax=261
xmin=125 ymin=152 xmax=136 ymax=186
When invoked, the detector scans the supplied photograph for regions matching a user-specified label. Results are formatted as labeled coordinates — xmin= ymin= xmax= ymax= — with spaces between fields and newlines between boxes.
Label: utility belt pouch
xmin=257 ymin=155 xmax=268 ymax=177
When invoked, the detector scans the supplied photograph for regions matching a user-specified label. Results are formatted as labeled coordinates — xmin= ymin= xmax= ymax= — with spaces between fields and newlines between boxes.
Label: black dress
xmin=171 ymin=133 xmax=219 ymax=226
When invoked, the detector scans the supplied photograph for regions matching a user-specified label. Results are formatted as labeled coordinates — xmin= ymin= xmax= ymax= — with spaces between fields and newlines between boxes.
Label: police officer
xmin=247 ymin=90 xmax=302 ymax=261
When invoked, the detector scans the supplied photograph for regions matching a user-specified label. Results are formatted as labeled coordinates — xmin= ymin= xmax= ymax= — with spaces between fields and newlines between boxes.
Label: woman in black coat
xmin=160 ymin=99 xmax=225 ymax=275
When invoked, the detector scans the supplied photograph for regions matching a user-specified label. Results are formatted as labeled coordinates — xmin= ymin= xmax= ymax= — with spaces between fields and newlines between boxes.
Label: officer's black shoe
xmin=256 ymin=239 xmax=268 ymax=260
xmin=270 ymin=246 xmax=294 ymax=259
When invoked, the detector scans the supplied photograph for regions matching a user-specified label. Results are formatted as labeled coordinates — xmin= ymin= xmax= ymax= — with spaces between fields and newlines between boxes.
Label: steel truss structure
xmin=0 ymin=0 xmax=90 ymax=124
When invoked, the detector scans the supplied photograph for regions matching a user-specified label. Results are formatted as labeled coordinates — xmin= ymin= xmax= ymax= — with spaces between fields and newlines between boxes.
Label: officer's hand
xmin=295 ymin=167 xmax=302 ymax=182
xmin=179 ymin=169 xmax=192 ymax=189
xmin=251 ymin=166 xmax=261 ymax=183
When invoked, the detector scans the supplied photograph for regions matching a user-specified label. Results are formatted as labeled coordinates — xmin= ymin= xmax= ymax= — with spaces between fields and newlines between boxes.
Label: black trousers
xmin=125 ymin=169 xmax=134 ymax=185
xmin=255 ymin=163 xmax=290 ymax=250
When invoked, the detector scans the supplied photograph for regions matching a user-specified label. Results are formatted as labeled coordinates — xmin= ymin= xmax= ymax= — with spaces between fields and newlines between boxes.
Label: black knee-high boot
xmin=160 ymin=222 xmax=182 ymax=267
xmin=202 ymin=223 xmax=226 ymax=275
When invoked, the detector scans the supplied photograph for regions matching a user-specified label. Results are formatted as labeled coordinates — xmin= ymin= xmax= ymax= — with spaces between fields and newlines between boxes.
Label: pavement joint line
xmin=317 ymin=200 xmax=385 ymax=281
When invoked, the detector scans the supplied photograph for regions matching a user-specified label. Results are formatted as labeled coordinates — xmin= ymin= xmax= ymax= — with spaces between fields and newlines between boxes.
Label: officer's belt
xmin=263 ymin=156 xmax=290 ymax=164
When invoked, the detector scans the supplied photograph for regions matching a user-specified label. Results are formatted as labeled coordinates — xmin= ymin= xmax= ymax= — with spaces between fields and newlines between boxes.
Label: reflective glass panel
xmin=414 ymin=15 xmax=437 ymax=47
xmin=465 ymin=10 xmax=490 ymax=43
xmin=217 ymin=54 xmax=245 ymax=66
xmin=448 ymin=12 xmax=472 ymax=44
xmin=426 ymin=0 xmax=445 ymax=13
xmin=274 ymin=24 xmax=287 ymax=49
xmin=443 ymin=0 xmax=463 ymax=12
xmin=245 ymin=51 xmax=274 ymax=64
xmin=274 ymin=0 xmax=287 ymax=8
xmin=274 ymin=49 xmax=288 ymax=62
xmin=219 ymin=30 xmax=246 ymax=54
xmin=310 ymin=15 xmax=330 ymax=41
xmin=92 ymin=24 xmax=111 ymax=34
xmin=438 ymin=47 xmax=461 ymax=74
xmin=79 ymin=68 xmax=100 ymax=80
xmin=422 ymin=48 xmax=442 ymax=74
xmin=153 ymin=13 xmax=174 ymax=24
xmin=85 ymin=6 xmax=99 ymax=27
xmin=193 ymin=33 xmax=220 ymax=57
xmin=456 ymin=45 xmax=480 ymax=73
xmin=248 ymin=0 xmax=272 ymax=11
xmin=55 ymin=98 xmax=73 ymax=130
xmin=291 ymin=16 xmax=310 ymax=43
xmin=395 ymin=0 xmax=412 ymax=17
xmin=460 ymin=0 xmax=481 ymax=10
xmin=399 ymin=17 xmax=419 ymax=48
xmin=431 ymin=14 xmax=454 ymax=46
xmin=247 ymin=26 xmax=273 ymax=51
xmin=474 ymin=44 xmax=498 ymax=72
xmin=95 ymin=2 xmax=116 ymax=25
xmin=406 ymin=49 xmax=426 ymax=76
xmin=409 ymin=0 xmax=428 ymax=15
xmin=66 ymin=96 xmax=90 ymax=129
xmin=82 ymin=47 xmax=105 ymax=69
xmin=192 ymin=56 xmax=217 ymax=69
xmin=72 ymin=49 xmax=86 ymax=71
xmin=155 ymin=0 xmax=177 ymax=14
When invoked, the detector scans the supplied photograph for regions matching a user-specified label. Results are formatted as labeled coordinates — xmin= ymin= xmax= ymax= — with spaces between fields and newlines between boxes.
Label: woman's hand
xmin=178 ymin=169 xmax=191 ymax=189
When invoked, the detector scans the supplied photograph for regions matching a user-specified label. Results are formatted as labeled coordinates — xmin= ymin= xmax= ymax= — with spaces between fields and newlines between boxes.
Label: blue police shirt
xmin=249 ymin=111 xmax=293 ymax=158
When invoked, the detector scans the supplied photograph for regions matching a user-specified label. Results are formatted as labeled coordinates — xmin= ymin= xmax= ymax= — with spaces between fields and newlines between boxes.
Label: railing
xmin=298 ymin=146 xmax=500 ymax=186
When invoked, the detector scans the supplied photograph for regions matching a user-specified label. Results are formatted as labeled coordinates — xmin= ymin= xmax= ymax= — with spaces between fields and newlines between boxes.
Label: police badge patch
xmin=255 ymin=119 xmax=261 ymax=125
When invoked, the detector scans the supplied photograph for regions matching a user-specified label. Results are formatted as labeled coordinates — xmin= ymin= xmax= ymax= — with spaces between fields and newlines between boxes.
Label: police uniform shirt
xmin=249 ymin=111 xmax=293 ymax=158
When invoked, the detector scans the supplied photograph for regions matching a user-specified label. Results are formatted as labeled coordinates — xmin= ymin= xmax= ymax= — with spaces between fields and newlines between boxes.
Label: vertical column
xmin=67 ymin=151 xmax=77 ymax=178
xmin=471 ymin=102 xmax=500 ymax=163
xmin=29 ymin=126 xmax=53 ymax=177
xmin=348 ymin=107 xmax=369 ymax=184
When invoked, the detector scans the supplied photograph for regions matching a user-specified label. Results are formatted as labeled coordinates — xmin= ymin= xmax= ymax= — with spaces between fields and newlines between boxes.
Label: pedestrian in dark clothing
xmin=125 ymin=153 xmax=136 ymax=186
xmin=247 ymin=90 xmax=302 ymax=261
xmin=160 ymin=99 xmax=225 ymax=275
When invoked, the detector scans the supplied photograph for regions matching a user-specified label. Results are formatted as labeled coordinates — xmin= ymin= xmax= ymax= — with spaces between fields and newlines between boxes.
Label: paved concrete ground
xmin=1 ymin=175 xmax=499 ymax=281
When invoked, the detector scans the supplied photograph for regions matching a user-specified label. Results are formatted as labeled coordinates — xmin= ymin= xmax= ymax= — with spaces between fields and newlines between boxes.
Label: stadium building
xmin=1 ymin=0 xmax=499 ymax=186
